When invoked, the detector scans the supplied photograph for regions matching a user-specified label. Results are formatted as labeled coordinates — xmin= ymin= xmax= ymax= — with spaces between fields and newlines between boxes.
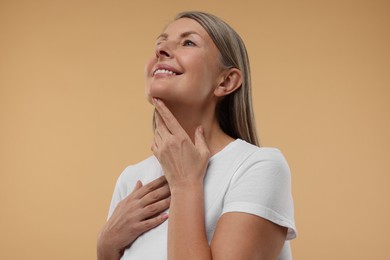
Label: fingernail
xmin=153 ymin=97 xmax=159 ymax=104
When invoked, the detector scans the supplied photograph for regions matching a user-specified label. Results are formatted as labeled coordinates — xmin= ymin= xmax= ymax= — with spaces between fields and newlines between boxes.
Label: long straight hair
xmin=175 ymin=11 xmax=260 ymax=146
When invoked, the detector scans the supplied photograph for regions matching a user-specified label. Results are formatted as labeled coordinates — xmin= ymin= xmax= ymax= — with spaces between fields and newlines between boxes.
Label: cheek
xmin=143 ymin=63 xmax=151 ymax=104
xmin=144 ymin=56 xmax=157 ymax=97
xmin=197 ymin=59 xmax=221 ymax=88
xmin=144 ymin=57 xmax=155 ymax=78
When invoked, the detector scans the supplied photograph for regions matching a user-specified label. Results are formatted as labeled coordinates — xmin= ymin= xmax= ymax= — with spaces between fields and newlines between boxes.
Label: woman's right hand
xmin=97 ymin=175 xmax=171 ymax=260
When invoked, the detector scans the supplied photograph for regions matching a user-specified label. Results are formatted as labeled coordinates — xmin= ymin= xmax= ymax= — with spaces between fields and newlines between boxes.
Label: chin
xmin=146 ymin=85 xmax=173 ymax=102
xmin=145 ymin=94 xmax=153 ymax=104
xmin=145 ymin=89 xmax=167 ymax=105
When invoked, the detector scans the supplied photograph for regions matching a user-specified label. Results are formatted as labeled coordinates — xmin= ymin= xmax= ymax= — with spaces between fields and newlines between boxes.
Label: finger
xmin=140 ymin=197 xmax=171 ymax=220
xmin=132 ymin=180 xmax=143 ymax=192
xmin=152 ymin=131 xmax=163 ymax=155
xmin=139 ymin=183 xmax=171 ymax=208
xmin=153 ymin=98 xmax=183 ymax=135
xmin=154 ymin=129 xmax=162 ymax=145
xmin=154 ymin=111 xmax=171 ymax=139
xmin=135 ymin=175 xmax=168 ymax=199
xmin=126 ymin=180 xmax=143 ymax=201
xmin=195 ymin=125 xmax=210 ymax=156
xmin=151 ymin=139 xmax=157 ymax=150
xmin=151 ymin=140 xmax=159 ymax=158
xmin=135 ymin=212 xmax=169 ymax=233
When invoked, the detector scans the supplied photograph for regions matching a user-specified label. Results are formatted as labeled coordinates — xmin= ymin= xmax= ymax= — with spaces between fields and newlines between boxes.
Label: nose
xmin=155 ymin=42 xmax=172 ymax=59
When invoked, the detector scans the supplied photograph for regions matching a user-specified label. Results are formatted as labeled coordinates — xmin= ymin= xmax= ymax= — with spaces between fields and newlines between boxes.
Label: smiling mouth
xmin=153 ymin=69 xmax=182 ymax=76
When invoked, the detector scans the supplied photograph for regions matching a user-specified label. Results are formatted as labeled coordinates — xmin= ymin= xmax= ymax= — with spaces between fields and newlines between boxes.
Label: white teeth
xmin=153 ymin=69 xmax=177 ymax=76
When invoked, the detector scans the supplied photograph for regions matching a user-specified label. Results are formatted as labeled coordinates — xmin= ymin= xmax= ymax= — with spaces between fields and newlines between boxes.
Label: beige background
xmin=1 ymin=0 xmax=389 ymax=259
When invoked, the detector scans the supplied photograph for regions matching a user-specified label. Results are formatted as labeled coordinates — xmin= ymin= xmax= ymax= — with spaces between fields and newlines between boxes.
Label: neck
xmin=164 ymin=102 xmax=234 ymax=156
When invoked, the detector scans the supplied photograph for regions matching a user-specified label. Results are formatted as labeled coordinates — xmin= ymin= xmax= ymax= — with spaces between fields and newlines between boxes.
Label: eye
xmin=183 ymin=39 xmax=196 ymax=47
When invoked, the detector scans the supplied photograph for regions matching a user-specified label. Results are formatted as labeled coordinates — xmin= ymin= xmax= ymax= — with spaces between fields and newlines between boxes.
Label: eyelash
xmin=183 ymin=39 xmax=196 ymax=46
xmin=155 ymin=39 xmax=196 ymax=47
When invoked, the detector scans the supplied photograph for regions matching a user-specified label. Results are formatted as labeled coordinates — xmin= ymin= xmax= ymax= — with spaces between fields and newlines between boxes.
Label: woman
xmin=97 ymin=11 xmax=297 ymax=260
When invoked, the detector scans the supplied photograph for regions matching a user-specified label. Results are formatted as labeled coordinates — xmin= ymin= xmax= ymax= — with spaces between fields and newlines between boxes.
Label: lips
xmin=152 ymin=64 xmax=182 ymax=77
xmin=153 ymin=69 xmax=177 ymax=76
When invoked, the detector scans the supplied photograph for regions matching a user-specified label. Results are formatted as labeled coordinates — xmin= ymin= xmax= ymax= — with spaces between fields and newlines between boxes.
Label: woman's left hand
xmin=151 ymin=98 xmax=211 ymax=190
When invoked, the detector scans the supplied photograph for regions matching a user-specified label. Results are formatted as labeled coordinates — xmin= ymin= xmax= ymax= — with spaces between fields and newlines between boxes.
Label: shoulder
xmin=121 ymin=155 xmax=160 ymax=176
xmin=223 ymin=139 xmax=286 ymax=159
xmin=210 ymin=139 xmax=290 ymax=178
xmin=223 ymin=140 xmax=292 ymax=201
xmin=115 ymin=155 xmax=163 ymax=194
xmin=222 ymin=141 xmax=297 ymax=240
xmin=232 ymin=139 xmax=290 ymax=173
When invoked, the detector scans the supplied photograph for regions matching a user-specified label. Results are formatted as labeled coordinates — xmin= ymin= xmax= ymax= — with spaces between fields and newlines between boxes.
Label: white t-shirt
xmin=108 ymin=139 xmax=297 ymax=260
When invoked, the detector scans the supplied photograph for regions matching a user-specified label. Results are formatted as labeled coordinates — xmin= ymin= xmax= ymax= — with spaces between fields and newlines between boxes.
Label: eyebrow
xmin=156 ymin=31 xmax=201 ymax=41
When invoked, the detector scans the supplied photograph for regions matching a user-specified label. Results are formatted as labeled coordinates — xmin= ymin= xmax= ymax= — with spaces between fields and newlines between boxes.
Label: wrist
xmin=170 ymin=181 xmax=204 ymax=195
xmin=97 ymin=231 xmax=121 ymax=260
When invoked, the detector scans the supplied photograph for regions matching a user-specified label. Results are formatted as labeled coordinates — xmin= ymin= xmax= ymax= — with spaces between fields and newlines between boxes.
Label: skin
xmin=97 ymin=176 xmax=171 ymax=260
xmin=97 ymin=17 xmax=287 ymax=260
xmin=152 ymin=99 xmax=287 ymax=260
xmin=144 ymin=18 xmax=239 ymax=150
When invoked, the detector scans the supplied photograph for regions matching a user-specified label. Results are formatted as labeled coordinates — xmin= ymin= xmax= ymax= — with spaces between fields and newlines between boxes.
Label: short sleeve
xmin=107 ymin=167 xmax=132 ymax=220
xmin=106 ymin=157 xmax=163 ymax=221
xmin=222 ymin=148 xmax=297 ymax=240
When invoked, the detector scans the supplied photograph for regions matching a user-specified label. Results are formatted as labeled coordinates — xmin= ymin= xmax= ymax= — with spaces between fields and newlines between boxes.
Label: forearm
xmin=97 ymin=249 xmax=121 ymax=260
xmin=168 ymin=184 xmax=212 ymax=260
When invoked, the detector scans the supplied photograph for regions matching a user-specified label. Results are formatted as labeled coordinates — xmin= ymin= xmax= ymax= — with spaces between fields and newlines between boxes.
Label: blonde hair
xmin=175 ymin=11 xmax=260 ymax=146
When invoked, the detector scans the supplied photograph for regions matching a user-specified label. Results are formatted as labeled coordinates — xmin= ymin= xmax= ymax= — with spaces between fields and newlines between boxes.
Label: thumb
xmin=195 ymin=126 xmax=210 ymax=155
xmin=132 ymin=180 xmax=143 ymax=192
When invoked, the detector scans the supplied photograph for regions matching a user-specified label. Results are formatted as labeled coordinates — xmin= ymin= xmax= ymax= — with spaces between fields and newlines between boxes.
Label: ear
xmin=214 ymin=68 xmax=243 ymax=97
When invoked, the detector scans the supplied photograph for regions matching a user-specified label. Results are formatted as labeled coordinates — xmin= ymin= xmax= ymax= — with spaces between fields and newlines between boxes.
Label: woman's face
xmin=145 ymin=18 xmax=223 ymax=108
